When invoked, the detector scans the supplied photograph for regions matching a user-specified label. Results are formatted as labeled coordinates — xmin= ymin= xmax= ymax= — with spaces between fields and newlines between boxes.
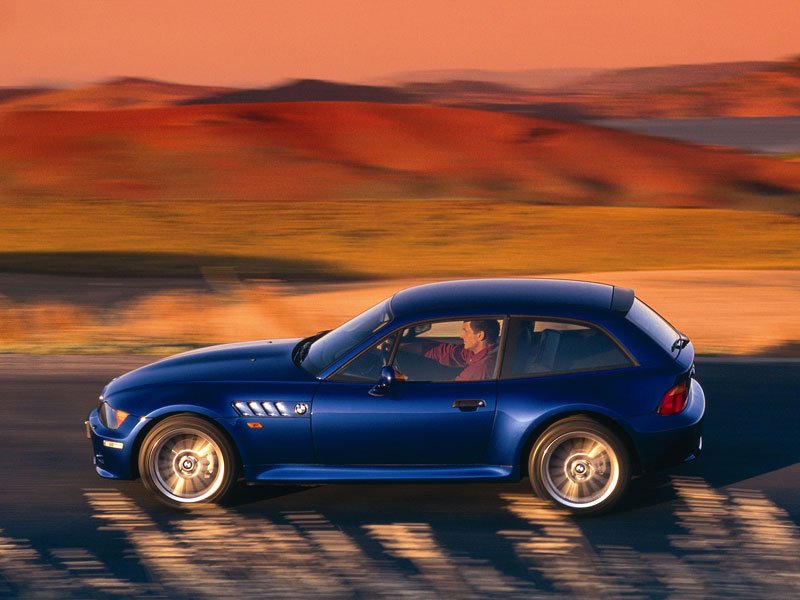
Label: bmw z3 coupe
xmin=86 ymin=279 xmax=704 ymax=514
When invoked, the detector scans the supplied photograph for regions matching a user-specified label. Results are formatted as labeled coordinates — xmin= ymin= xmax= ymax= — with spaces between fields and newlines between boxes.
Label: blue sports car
xmin=86 ymin=279 xmax=704 ymax=514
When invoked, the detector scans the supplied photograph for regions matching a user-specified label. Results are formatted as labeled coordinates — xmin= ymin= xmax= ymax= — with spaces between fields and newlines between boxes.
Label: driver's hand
xmin=394 ymin=367 xmax=408 ymax=381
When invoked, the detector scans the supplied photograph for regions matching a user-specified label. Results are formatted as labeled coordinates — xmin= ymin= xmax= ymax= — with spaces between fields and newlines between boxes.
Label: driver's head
xmin=461 ymin=319 xmax=500 ymax=351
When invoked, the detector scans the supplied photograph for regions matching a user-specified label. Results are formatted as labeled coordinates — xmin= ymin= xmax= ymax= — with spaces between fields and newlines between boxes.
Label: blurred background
xmin=1 ymin=0 xmax=799 ymax=356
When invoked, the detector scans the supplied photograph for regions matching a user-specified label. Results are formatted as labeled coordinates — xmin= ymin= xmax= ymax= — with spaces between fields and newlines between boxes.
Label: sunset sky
xmin=1 ymin=0 xmax=799 ymax=87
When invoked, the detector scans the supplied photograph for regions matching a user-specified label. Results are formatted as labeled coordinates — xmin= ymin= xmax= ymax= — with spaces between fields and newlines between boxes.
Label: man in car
xmin=394 ymin=319 xmax=499 ymax=382
xmin=425 ymin=319 xmax=500 ymax=381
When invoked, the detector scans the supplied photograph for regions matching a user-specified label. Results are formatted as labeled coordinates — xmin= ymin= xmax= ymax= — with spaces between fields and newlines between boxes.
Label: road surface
xmin=0 ymin=356 xmax=798 ymax=598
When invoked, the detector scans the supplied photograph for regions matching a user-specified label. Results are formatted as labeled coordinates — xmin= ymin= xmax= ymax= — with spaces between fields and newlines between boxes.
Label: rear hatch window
xmin=626 ymin=298 xmax=684 ymax=357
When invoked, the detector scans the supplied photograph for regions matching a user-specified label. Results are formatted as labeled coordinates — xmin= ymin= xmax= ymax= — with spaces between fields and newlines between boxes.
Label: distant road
xmin=0 ymin=357 xmax=798 ymax=598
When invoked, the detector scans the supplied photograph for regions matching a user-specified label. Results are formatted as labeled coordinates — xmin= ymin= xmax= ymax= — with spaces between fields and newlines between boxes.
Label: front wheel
xmin=139 ymin=415 xmax=237 ymax=508
xmin=529 ymin=416 xmax=630 ymax=515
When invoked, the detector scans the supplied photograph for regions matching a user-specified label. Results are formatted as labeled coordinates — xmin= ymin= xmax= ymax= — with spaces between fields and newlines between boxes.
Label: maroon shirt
xmin=424 ymin=343 xmax=498 ymax=381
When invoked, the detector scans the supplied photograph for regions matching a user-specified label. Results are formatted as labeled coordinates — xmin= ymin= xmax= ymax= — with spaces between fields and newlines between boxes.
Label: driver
xmin=401 ymin=320 xmax=500 ymax=381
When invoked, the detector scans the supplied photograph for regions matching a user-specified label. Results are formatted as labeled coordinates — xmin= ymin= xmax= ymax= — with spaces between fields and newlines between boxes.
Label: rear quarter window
xmin=626 ymin=298 xmax=680 ymax=354
xmin=501 ymin=318 xmax=632 ymax=378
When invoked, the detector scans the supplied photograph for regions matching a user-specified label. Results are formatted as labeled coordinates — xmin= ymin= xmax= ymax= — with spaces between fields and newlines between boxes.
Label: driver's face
xmin=461 ymin=321 xmax=482 ymax=352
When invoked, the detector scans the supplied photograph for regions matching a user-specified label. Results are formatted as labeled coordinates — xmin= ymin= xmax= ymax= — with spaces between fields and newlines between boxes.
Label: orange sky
xmin=1 ymin=0 xmax=799 ymax=87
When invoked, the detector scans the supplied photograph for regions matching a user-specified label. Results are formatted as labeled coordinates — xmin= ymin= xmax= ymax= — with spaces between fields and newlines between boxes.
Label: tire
xmin=138 ymin=415 xmax=237 ymax=509
xmin=529 ymin=416 xmax=630 ymax=516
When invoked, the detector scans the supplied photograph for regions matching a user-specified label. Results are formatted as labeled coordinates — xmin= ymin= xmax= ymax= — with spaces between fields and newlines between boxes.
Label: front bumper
xmin=86 ymin=408 xmax=150 ymax=480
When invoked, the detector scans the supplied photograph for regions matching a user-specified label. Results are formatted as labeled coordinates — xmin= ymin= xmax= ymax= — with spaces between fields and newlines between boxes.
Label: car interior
xmin=335 ymin=317 xmax=631 ymax=383
xmin=507 ymin=319 xmax=631 ymax=376
xmin=393 ymin=320 xmax=489 ymax=382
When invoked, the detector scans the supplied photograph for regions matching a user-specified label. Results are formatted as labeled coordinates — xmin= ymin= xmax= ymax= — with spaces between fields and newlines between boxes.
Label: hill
xmin=595 ymin=58 xmax=800 ymax=117
xmin=0 ymin=77 xmax=233 ymax=111
xmin=564 ymin=61 xmax=776 ymax=94
xmin=0 ymin=101 xmax=798 ymax=209
xmin=0 ymin=87 xmax=54 ymax=104
xmin=386 ymin=67 xmax=603 ymax=90
xmin=398 ymin=58 xmax=800 ymax=119
xmin=184 ymin=79 xmax=419 ymax=105
xmin=4 ymin=56 xmax=800 ymax=118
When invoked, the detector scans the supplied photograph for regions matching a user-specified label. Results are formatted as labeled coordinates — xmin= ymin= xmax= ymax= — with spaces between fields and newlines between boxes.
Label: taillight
xmin=658 ymin=381 xmax=689 ymax=416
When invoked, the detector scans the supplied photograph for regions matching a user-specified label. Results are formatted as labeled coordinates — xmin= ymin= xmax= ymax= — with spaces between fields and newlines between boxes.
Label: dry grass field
xmin=1 ymin=200 xmax=799 ymax=280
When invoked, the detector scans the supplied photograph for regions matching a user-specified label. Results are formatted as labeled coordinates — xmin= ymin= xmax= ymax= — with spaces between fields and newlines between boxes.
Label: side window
xmin=502 ymin=318 xmax=631 ymax=378
xmin=393 ymin=318 xmax=503 ymax=382
xmin=330 ymin=332 xmax=398 ymax=382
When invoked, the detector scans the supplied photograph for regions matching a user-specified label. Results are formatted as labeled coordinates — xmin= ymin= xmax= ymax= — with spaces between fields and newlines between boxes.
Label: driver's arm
xmin=423 ymin=342 xmax=466 ymax=368
xmin=399 ymin=340 xmax=438 ymax=356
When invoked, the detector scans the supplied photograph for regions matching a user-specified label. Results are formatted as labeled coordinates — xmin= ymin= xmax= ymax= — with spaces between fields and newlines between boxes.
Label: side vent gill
xmin=233 ymin=401 xmax=296 ymax=417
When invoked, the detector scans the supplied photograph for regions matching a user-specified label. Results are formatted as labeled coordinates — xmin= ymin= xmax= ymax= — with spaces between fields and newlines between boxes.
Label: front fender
xmin=144 ymin=403 xmax=230 ymax=421
xmin=104 ymin=383 xmax=240 ymax=421
xmin=108 ymin=383 xmax=317 ymax=471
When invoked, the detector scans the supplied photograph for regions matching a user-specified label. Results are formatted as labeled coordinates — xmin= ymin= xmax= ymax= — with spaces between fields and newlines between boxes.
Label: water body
xmin=592 ymin=117 xmax=800 ymax=154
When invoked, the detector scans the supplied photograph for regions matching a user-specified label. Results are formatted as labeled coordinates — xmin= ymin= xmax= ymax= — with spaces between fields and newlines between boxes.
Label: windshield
xmin=300 ymin=299 xmax=393 ymax=375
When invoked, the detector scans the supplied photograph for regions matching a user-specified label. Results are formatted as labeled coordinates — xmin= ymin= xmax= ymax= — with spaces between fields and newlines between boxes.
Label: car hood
xmin=104 ymin=339 xmax=315 ymax=395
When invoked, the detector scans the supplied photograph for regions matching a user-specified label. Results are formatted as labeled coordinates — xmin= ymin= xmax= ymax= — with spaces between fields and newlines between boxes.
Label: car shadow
xmin=222 ymin=482 xmax=314 ymax=507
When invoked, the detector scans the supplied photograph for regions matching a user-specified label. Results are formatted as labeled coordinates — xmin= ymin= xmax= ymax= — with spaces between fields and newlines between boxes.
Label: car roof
xmin=390 ymin=278 xmax=632 ymax=320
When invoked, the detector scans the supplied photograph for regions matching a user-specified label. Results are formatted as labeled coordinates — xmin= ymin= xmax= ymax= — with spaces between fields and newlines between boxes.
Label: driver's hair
xmin=467 ymin=319 xmax=500 ymax=344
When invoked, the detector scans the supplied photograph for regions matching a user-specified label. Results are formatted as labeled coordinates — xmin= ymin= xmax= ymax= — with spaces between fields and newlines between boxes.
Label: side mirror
xmin=369 ymin=365 xmax=396 ymax=397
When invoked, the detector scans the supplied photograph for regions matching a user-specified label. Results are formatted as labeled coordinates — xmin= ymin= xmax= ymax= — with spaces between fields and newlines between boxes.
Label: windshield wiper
xmin=293 ymin=339 xmax=312 ymax=365
xmin=292 ymin=330 xmax=330 ymax=365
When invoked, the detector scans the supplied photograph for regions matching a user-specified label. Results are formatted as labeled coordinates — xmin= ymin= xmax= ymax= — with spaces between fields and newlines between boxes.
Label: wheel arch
xmin=517 ymin=410 xmax=641 ymax=478
xmin=130 ymin=410 xmax=243 ymax=480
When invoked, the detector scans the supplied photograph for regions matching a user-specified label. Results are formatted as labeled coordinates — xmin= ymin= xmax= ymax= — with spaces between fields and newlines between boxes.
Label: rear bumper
xmin=627 ymin=379 xmax=705 ymax=472
xmin=86 ymin=408 xmax=150 ymax=480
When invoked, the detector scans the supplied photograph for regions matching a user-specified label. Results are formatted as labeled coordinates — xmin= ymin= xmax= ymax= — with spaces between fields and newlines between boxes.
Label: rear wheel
xmin=139 ymin=415 xmax=237 ymax=508
xmin=529 ymin=416 xmax=629 ymax=515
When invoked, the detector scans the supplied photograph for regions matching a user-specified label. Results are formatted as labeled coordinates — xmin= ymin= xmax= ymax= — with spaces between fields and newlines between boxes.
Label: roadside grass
xmin=2 ymin=199 xmax=800 ymax=279
xmin=0 ymin=287 xmax=348 ymax=354
xmin=2 ymin=270 xmax=799 ymax=356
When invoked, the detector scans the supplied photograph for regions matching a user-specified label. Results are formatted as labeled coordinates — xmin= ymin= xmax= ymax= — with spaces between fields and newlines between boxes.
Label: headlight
xmin=98 ymin=400 xmax=130 ymax=429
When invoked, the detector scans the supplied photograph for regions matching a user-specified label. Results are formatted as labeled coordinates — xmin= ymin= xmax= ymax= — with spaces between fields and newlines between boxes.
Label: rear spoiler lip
xmin=610 ymin=286 xmax=635 ymax=314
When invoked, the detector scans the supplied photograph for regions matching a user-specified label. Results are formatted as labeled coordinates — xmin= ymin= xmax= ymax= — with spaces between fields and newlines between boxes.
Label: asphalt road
xmin=0 ymin=356 xmax=798 ymax=599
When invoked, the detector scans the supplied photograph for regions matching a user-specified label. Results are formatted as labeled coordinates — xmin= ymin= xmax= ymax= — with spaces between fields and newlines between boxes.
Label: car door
xmin=311 ymin=318 xmax=503 ymax=465
xmin=487 ymin=317 xmax=638 ymax=465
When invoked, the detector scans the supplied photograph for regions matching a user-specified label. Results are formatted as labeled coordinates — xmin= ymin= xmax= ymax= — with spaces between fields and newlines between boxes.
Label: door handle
xmin=452 ymin=399 xmax=486 ymax=409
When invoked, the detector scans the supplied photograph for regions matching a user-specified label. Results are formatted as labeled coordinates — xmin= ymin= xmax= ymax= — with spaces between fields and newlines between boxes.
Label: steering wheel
xmin=392 ymin=349 xmax=442 ymax=381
